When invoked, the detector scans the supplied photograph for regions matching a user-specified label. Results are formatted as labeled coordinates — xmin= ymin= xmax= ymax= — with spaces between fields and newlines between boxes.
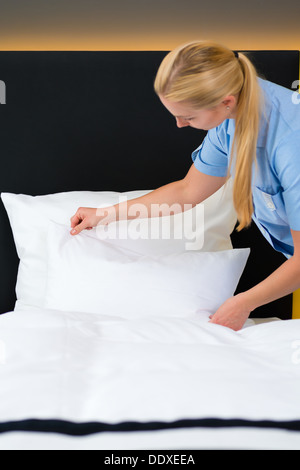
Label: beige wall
xmin=0 ymin=0 xmax=299 ymax=51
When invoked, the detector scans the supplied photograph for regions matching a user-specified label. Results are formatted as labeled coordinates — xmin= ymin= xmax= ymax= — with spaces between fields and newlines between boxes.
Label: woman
xmin=70 ymin=40 xmax=300 ymax=331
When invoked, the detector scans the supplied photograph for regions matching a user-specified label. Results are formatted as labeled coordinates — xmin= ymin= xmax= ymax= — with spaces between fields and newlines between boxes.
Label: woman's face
xmin=159 ymin=95 xmax=237 ymax=131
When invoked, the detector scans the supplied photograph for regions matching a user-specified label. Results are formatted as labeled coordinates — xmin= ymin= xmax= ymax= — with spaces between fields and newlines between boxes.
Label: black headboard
xmin=0 ymin=51 xmax=299 ymax=318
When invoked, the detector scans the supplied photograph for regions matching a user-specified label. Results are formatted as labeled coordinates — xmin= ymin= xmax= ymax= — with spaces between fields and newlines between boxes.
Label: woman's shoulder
xmin=258 ymin=77 xmax=300 ymax=118
xmin=258 ymin=77 xmax=296 ymax=98
xmin=258 ymin=77 xmax=300 ymax=141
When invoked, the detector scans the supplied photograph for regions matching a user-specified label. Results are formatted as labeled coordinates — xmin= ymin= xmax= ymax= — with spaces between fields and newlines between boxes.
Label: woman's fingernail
xmin=71 ymin=229 xmax=77 ymax=234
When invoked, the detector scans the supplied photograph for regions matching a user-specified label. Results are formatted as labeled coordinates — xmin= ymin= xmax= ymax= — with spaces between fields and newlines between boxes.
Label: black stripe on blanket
xmin=0 ymin=418 xmax=300 ymax=436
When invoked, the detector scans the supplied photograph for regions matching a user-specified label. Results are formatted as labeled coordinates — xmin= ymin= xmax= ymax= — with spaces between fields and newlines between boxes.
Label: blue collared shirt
xmin=191 ymin=78 xmax=300 ymax=258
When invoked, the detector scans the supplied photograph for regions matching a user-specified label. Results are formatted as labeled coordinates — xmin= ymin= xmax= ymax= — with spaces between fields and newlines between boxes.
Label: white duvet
xmin=1 ymin=306 xmax=300 ymax=428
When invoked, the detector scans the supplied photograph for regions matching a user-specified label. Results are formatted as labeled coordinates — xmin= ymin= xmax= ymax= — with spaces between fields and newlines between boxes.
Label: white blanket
xmin=1 ymin=307 xmax=300 ymax=434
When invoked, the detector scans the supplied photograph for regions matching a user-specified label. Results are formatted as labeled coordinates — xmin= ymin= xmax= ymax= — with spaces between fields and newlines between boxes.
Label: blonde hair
xmin=154 ymin=40 xmax=263 ymax=231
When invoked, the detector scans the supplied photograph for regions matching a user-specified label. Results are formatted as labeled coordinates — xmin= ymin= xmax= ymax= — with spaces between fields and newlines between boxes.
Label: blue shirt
xmin=191 ymin=78 xmax=300 ymax=258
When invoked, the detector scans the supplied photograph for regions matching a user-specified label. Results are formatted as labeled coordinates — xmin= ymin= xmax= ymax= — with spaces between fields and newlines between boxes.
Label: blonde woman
xmin=70 ymin=41 xmax=300 ymax=331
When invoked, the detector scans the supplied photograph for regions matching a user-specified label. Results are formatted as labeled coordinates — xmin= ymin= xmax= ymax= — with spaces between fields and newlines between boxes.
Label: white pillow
xmin=44 ymin=222 xmax=249 ymax=319
xmin=1 ymin=181 xmax=237 ymax=310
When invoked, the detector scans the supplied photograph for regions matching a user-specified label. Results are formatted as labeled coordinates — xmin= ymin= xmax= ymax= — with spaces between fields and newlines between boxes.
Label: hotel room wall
xmin=0 ymin=0 xmax=299 ymax=51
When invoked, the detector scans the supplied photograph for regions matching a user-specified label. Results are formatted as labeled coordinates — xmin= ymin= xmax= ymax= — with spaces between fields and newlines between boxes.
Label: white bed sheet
xmin=0 ymin=306 xmax=300 ymax=449
xmin=1 ymin=427 xmax=300 ymax=450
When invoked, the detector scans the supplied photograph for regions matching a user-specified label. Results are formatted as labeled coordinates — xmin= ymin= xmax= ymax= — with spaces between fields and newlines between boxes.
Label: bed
xmin=0 ymin=50 xmax=300 ymax=451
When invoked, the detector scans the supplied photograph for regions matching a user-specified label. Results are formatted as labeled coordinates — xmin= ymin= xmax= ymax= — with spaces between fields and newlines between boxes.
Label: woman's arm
xmin=209 ymin=229 xmax=300 ymax=330
xmin=70 ymin=164 xmax=227 ymax=235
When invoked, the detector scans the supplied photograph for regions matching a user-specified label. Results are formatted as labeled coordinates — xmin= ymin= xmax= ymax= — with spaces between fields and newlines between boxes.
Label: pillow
xmin=44 ymin=222 xmax=249 ymax=319
xmin=1 ymin=180 xmax=237 ymax=310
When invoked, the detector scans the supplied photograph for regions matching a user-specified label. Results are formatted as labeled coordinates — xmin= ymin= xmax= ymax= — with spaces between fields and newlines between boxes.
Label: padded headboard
xmin=0 ymin=51 xmax=299 ymax=318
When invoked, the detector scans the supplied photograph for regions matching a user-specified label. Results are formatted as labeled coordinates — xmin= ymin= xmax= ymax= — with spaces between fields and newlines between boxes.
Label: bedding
xmin=0 ymin=306 xmax=300 ymax=450
xmin=44 ymin=222 xmax=249 ymax=318
xmin=1 ymin=425 xmax=300 ymax=450
xmin=1 ymin=184 xmax=300 ymax=450
xmin=1 ymin=180 xmax=236 ymax=311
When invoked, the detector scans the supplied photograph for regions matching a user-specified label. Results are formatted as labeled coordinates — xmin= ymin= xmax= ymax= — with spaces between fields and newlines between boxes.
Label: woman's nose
xmin=176 ymin=117 xmax=189 ymax=128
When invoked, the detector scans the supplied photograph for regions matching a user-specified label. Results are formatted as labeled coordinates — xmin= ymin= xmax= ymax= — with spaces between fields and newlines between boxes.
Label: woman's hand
xmin=209 ymin=293 xmax=252 ymax=331
xmin=70 ymin=207 xmax=112 ymax=235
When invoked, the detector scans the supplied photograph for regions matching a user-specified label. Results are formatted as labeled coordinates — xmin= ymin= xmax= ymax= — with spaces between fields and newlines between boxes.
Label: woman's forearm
xmin=209 ymin=255 xmax=300 ymax=330
xmin=71 ymin=167 xmax=226 ymax=234
xmin=98 ymin=167 xmax=227 ymax=224
xmin=109 ymin=179 xmax=192 ymax=222
xmin=241 ymin=255 xmax=300 ymax=312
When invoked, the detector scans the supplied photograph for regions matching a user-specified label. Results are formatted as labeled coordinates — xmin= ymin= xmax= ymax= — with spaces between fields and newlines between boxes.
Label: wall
xmin=0 ymin=0 xmax=299 ymax=51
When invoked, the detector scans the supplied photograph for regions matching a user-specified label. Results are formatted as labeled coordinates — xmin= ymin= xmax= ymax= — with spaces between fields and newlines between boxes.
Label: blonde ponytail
xmin=230 ymin=53 xmax=262 ymax=230
xmin=154 ymin=41 xmax=263 ymax=231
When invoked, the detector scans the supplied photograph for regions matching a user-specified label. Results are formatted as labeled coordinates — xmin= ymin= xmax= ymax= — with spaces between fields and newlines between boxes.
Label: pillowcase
xmin=44 ymin=222 xmax=249 ymax=319
xmin=1 ymin=181 xmax=237 ymax=310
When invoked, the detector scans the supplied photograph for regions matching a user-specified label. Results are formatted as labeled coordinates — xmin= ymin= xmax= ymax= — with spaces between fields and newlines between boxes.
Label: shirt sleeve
xmin=191 ymin=127 xmax=229 ymax=177
xmin=274 ymin=130 xmax=300 ymax=231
